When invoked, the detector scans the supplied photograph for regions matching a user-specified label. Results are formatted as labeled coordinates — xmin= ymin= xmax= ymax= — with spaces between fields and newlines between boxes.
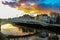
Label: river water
xmin=8 ymin=36 xmax=48 ymax=40
xmin=1 ymin=23 xmax=60 ymax=40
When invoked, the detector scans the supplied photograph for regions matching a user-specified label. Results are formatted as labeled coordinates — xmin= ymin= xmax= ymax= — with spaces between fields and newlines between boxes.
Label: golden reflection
xmin=1 ymin=23 xmax=35 ymax=36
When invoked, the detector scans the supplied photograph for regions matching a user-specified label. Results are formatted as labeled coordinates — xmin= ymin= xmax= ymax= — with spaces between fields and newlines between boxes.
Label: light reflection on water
xmin=7 ymin=27 xmax=60 ymax=40
xmin=1 ymin=23 xmax=60 ymax=40
xmin=1 ymin=23 xmax=48 ymax=40
xmin=9 ymin=36 xmax=48 ymax=40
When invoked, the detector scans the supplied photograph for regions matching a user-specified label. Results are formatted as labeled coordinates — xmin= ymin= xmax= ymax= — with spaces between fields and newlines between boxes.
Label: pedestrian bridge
xmin=3 ymin=18 xmax=50 ymax=26
xmin=2 ymin=18 xmax=60 ymax=34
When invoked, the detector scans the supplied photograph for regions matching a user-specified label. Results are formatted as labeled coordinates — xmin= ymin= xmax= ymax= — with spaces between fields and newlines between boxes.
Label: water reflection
xmin=7 ymin=33 xmax=59 ymax=40
xmin=1 ymin=23 xmax=36 ymax=36
xmin=1 ymin=23 xmax=60 ymax=40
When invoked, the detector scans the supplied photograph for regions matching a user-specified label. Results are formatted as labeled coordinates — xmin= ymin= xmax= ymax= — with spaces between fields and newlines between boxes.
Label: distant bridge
xmin=3 ymin=18 xmax=50 ymax=26
xmin=1 ymin=18 xmax=60 ymax=34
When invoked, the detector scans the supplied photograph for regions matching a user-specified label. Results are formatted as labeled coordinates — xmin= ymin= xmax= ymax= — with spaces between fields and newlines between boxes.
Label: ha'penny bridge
xmin=1 ymin=18 xmax=60 ymax=40
xmin=2 ymin=17 xmax=60 ymax=33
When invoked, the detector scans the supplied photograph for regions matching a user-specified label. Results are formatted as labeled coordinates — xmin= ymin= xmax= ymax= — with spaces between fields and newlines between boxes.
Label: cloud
xmin=0 ymin=1 xmax=25 ymax=19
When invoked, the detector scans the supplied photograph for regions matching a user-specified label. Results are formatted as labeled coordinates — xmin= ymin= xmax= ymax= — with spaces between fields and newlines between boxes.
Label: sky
xmin=28 ymin=0 xmax=60 ymax=12
xmin=37 ymin=0 xmax=60 ymax=9
xmin=0 ymin=0 xmax=25 ymax=19
xmin=0 ymin=0 xmax=60 ymax=19
xmin=1 ymin=0 xmax=60 ymax=8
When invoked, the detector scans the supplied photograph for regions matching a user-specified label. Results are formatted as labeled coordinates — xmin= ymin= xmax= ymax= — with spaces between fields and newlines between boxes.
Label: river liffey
xmin=1 ymin=23 xmax=60 ymax=40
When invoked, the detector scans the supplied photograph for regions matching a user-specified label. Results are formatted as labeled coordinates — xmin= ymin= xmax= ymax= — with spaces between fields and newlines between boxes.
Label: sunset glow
xmin=0 ymin=0 xmax=60 ymax=19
